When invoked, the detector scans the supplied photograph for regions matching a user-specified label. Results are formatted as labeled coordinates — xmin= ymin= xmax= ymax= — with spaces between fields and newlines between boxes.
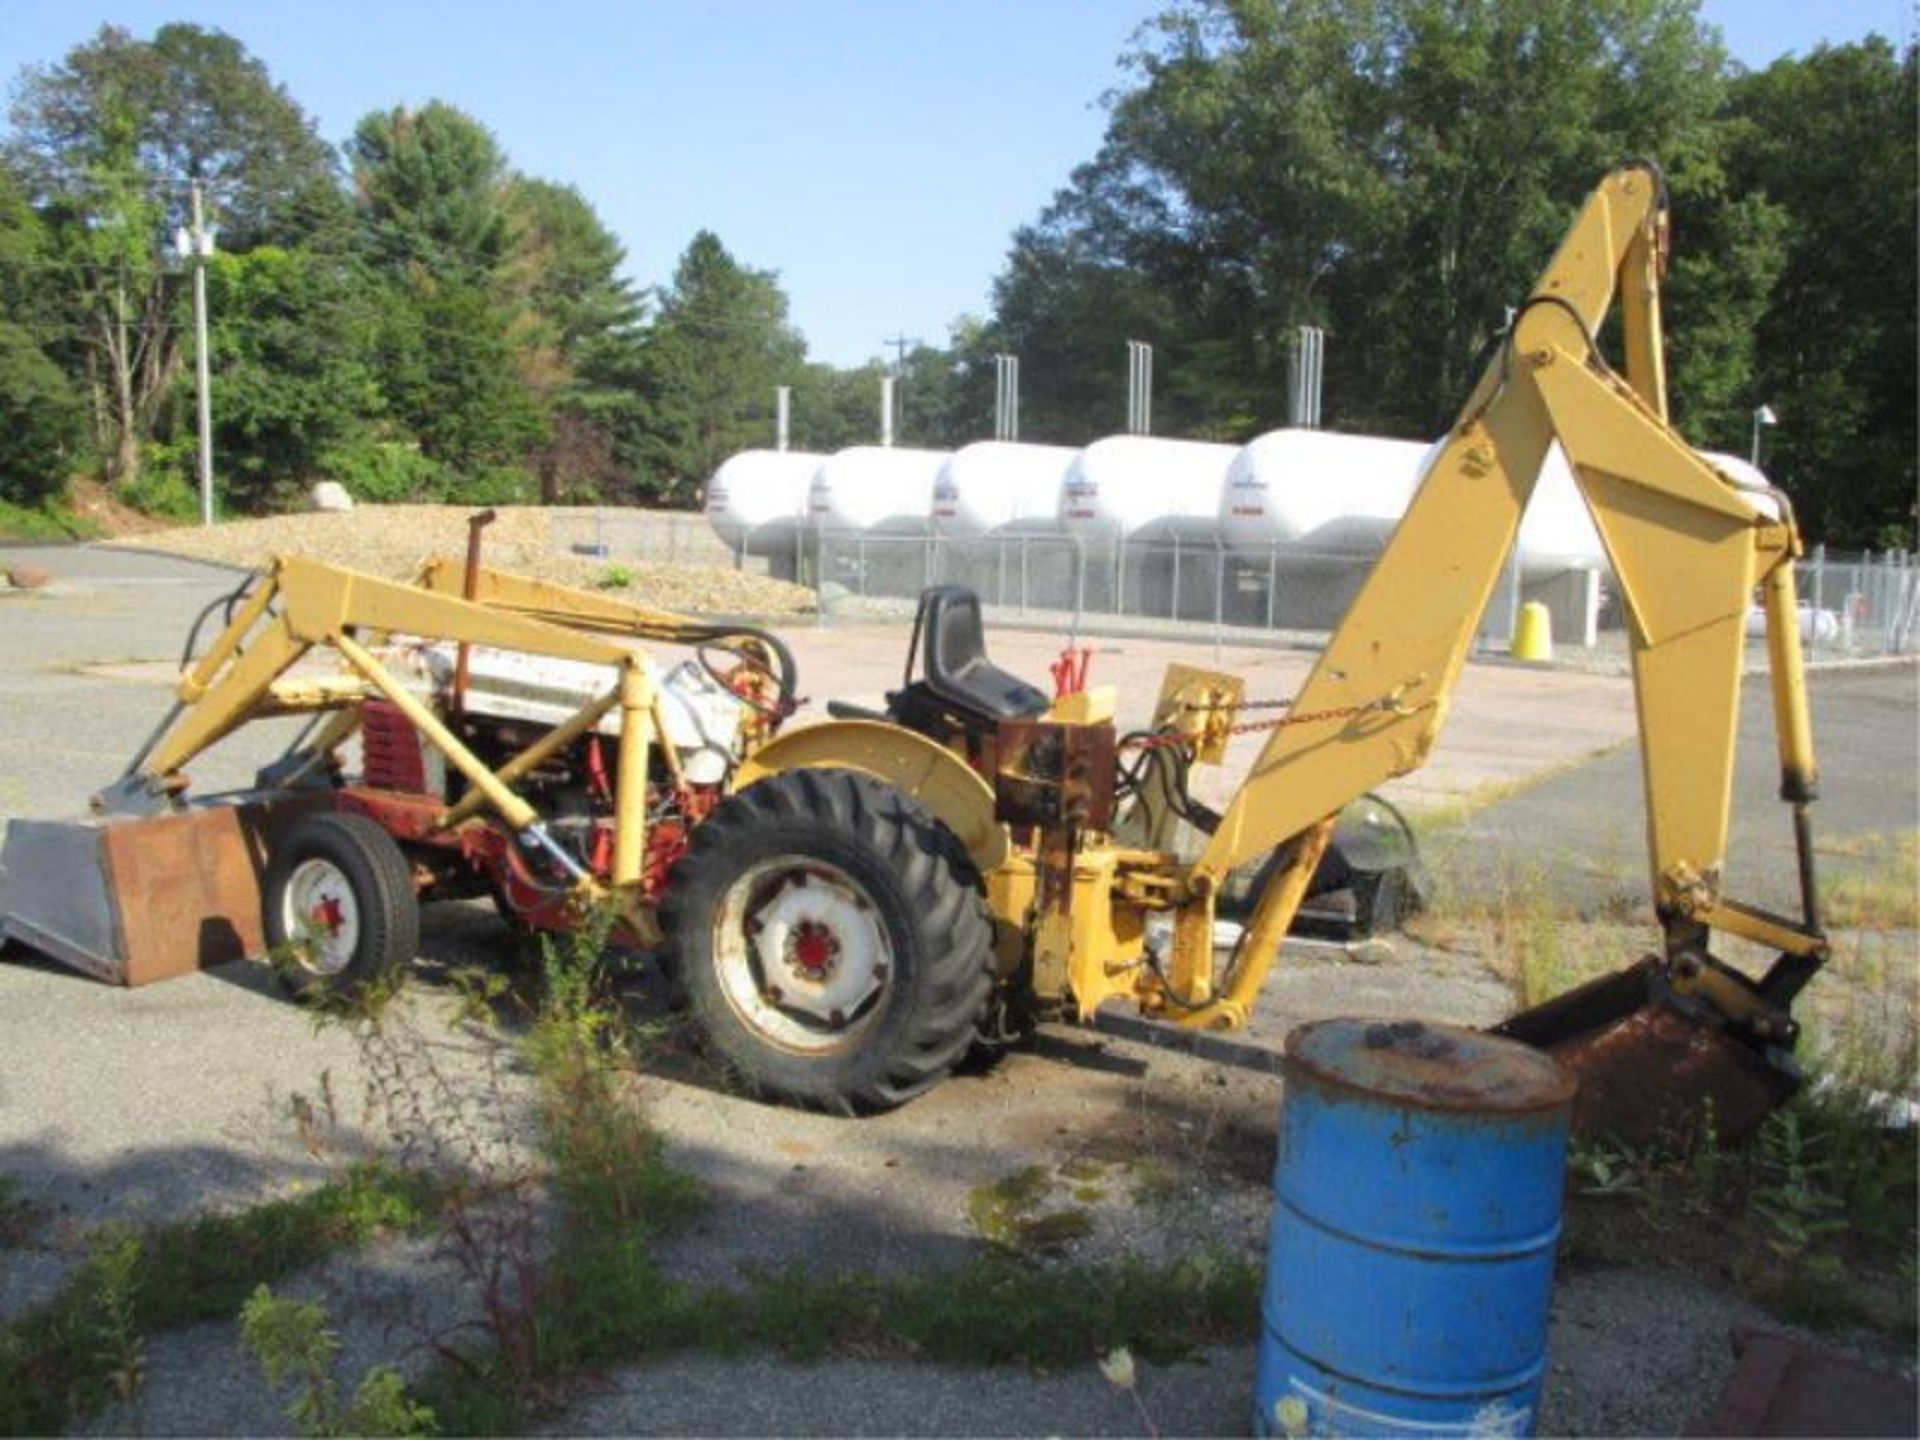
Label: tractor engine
xmin=356 ymin=642 xmax=745 ymax=922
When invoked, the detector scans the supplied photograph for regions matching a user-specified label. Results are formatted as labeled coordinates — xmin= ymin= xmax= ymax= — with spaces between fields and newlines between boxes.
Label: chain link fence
xmin=548 ymin=508 xmax=739 ymax=568
xmin=1794 ymin=546 xmax=1920 ymax=658
xmin=549 ymin=508 xmax=1920 ymax=661
xmin=804 ymin=529 xmax=1537 ymax=648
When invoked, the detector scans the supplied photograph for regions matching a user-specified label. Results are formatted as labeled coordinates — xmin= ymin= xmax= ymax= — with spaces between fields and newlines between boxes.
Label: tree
xmin=346 ymin=103 xmax=510 ymax=282
xmin=501 ymin=177 xmax=646 ymax=500
xmin=196 ymin=245 xmax=381 ymax=512
xmin=347 ymin=103 xmax=540 ymax=481
xmin=1726 ymin=39 xmax=1917 ymax=546
xmin=0 ymin=324 xmax=85 ymax=506
xmin=634 ymin=231 xmax=806 ymax=500
xmin=996 ymin=0 xmax=1737 ymax=441
xmin=4 ymin=24 xmax=340 ymax=486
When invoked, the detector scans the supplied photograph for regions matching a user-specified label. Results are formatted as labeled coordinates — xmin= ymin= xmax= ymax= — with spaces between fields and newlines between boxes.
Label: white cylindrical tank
xmin=932 ymin=442 xmax=1077 ymax=535
xmin=704 ymin=450 xmax=822 ymax=555
xmin=807 ymin=446 xmax=947 ymax=533
xmin=1220 ymin=429 xmax=1609 ymax=577
xmin=1219 ymin=430 xmax=1432 ymax=550
xmin=1516 ymin=444 xmax=1606 ymax=571
xmin=1058 ymin=436 xmax=1237 ymax=539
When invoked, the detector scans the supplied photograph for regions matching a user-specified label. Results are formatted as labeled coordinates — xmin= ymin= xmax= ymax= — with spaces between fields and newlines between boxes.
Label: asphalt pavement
xmin=0 ymin=544 xmax=1913 ymax=1437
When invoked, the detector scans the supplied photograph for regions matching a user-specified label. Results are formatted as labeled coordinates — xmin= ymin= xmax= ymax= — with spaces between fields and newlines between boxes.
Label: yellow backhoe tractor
xmin=0 ymin=162 xmax=1827 ymax=1143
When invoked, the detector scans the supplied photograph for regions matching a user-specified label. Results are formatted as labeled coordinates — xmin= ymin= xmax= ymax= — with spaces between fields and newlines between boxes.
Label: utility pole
xmin=175 ymin=183 xmax=217 ymax=527
xmin=881 ymin=333 xmax=921 ymax=373
xmin=880 ymin=334 xmax=919 ymax=446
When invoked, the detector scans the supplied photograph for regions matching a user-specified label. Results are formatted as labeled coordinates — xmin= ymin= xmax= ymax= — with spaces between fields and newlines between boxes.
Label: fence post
xmin=1809 ymin=543 xmax=1826 ymax=644
xmin=1019 ymin=535 xmax=1029 ymax=616
xmin=1072 ymin=541 xmax=1085 ymax=641
xmin=1213 ymin=542 xmax=1226 ymax=661
xmin=1172 ymin=533 xmax=1182 ymax=622
xmin=812 ymin=533 xmax=825 ymax=621
xmin=997 ymin=538 xmax=1007 ymax=606
xmin=1266 ymin=543 xmax=1278 ymax=631
xmin=1115 ymin=537 xmax=1127 ymax=617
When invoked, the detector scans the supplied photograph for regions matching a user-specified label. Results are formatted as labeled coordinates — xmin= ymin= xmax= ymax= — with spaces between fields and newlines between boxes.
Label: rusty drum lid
xmin=1284 ymin=1017 xmax=1576 ymax=1115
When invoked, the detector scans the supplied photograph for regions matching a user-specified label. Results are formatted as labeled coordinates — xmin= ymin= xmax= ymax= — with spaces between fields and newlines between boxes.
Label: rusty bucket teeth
xmin=1492 ymin=957 xmax=1798 ymax=1148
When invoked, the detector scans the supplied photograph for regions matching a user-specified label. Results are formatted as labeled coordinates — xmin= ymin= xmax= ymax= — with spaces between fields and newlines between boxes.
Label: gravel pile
xmin=111 ymin=505 xmax=815 ymax=617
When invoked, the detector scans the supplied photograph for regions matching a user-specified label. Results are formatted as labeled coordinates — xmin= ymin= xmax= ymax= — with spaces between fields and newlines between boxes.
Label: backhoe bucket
xmin=1493 ymin=958 xmax=1795 ymax=1147
xmin=0 ymin=795 xmax=315 ymax=986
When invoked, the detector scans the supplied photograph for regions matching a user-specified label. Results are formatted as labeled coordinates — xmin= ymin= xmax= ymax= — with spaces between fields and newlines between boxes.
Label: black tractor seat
xmin=886 ymin=586 xmax=1049 ymax=749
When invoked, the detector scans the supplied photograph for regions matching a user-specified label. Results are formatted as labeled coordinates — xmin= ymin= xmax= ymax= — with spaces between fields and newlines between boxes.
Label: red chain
xmin=1119 ymin=698 xmax=1390 ymax=751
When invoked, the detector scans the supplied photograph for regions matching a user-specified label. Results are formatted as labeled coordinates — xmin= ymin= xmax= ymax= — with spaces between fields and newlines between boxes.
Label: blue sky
xmin=1 ymin=1 xmax=1908 ymax=366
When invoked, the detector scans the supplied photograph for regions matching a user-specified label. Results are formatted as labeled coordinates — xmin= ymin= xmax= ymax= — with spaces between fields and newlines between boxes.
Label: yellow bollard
xmin=1511 ymin=601 xmax=1553 ymax=662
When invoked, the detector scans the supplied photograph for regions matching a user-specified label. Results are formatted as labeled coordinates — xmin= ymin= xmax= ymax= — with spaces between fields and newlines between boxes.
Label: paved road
xmin=1440 ymin=662 xmax=1918 ymax=915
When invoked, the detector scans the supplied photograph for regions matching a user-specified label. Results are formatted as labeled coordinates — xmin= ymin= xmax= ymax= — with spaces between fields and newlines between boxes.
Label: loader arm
xmin=1161 ymin=162 xmax=1825 ymax=1037
xmin=105 ymin=553 xmax=669 ymax=900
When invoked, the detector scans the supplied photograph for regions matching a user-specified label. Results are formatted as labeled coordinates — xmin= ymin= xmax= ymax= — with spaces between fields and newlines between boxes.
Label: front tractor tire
xmin=662 ymin=768 xmax=994 ymax=1113
xmin=264 ymin=811 xmax=420 ymax=1001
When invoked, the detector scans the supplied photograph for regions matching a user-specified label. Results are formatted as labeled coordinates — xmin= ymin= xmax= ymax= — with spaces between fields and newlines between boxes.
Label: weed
xmin=0 ymin=1175 xmax=38 ymax=1246
xmin=241 ymin=1285 xmax=434 ymax=1437
xmin=1568 ymin=1139 xmax=1643 ymax=1198
xmin=595 ymin=564 xmax=635 ymax=590
xmin=311 ymin=910 xmax=704 ymax=1428
xmin=85 ymin=1228 xmax=145 ymax=1424
xmin=1099 ymin=1344 xmax=1161 ymax=1439
xmin=1563 ymin=1049 xmax=1916 ymax=1338
xmin=1751 ymin=1109 xmax=1849 ymax=1260
xmin=1818 ymin=831 xmax=1920 ymax=929
xmin=965 ymin=1164 xmax=1093 ymax=1254
xmin=0 ymin=1163 xmax=438 ymax=1434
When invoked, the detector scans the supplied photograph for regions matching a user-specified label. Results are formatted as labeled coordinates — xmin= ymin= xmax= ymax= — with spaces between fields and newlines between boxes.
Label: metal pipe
xmin=437 ymin=685 xmax=620 ymax=830
xmin=452 ymin=508 xmax=498 ymax=716
xmin=612 ymin=660 xmax=654 ymax=886
xmin=334 ymin=633 xmax=542 ymax=835
xmin=179 ymin=574 xmax=278 ymax=703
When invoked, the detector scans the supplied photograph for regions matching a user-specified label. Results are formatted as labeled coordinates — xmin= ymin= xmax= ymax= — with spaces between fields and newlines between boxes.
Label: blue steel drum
xmin=1255 ymin=1018 xmax=1575 ymax=1438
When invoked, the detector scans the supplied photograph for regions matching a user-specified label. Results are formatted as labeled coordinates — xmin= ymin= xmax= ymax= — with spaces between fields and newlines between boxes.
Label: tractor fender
xmin=731 ymin=719 xmax=1010 ymax=875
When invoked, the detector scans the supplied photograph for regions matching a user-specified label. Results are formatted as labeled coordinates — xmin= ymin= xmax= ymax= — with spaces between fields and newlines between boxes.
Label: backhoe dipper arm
xmin=1176 ymin=162 xmax=1823 ymax=1030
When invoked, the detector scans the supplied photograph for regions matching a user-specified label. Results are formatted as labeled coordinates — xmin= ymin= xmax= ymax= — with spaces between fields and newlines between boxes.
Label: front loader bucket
xmin=1493 ymin=958 xmax=1795 ymax=1148
xmin=0 ymin=795 xmax=318 ymax=986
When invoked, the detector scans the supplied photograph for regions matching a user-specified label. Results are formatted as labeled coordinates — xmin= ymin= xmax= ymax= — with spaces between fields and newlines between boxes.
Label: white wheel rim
xmin=281 ymin=858 xmax=362 ymax=976
xmin=712 ymin=856 xmax=893 ymax=1054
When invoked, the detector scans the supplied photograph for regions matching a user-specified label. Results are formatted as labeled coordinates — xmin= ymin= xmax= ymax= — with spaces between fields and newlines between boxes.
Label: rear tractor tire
xmin=264 ymin=811 xmax=420 ymax=1001
xmin=662 ymin=768 xmax=994 ymax=1113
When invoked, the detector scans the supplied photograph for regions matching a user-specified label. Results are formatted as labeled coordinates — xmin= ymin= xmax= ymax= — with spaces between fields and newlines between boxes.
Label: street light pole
xmin=176 ymin=183 xmax=217 ymax=527
xmin=1750 ymin=403 xmax=1778 ymax=468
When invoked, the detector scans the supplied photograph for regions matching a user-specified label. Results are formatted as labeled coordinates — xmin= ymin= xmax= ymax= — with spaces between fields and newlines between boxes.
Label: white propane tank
xmin=1058 ymin=436 xmax=1237 ymax=540
xmin=1219 ymin=430 xmax=1431 ymax=551
xmin=807 ymin=446 xmax=948 ymax=533
xmin=705 ymin=450 xmax=822 ymax=556
xmin=1698 ymin=451 xmax=1784 ymax=522
xmin=932 ymin=441 xmax=1077 ymax=535
xmin=1221 ymin=429 xmax=1609 ymax=577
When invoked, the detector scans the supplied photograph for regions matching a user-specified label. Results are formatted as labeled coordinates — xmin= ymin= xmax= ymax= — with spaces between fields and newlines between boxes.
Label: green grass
xmin=1818 ymin=831 xmax=1920 ymax=930
xmin=0 ymin=497 xmax=100 ymax=543
xmin=418 ymin=1240 xmax=1262 ymax=1434
xmin=0 ymin=1162 xmax=442 ymax=1435
xmin=1562 ymin=1060 xmax=1918 ymax=1340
